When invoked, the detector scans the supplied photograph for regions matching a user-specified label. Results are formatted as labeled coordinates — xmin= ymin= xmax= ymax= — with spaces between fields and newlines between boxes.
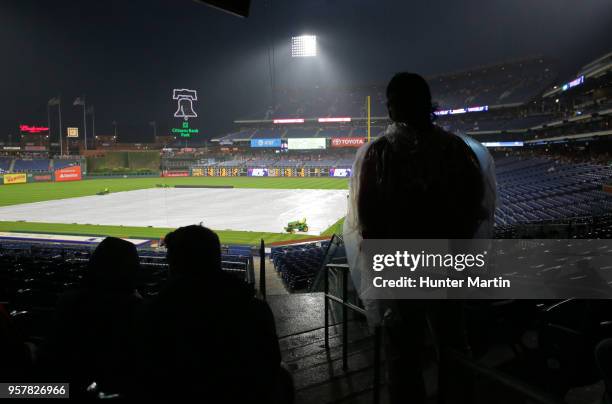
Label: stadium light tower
xmin=291 ymin=35 xmax=317 ymax=58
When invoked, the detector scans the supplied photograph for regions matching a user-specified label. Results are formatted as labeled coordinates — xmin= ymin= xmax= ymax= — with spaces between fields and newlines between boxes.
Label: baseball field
xmin=0 ymin=177 xmax=349 ymax=245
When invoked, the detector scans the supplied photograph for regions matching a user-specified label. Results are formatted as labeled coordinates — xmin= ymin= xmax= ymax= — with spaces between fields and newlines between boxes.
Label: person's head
xmin=163 ymin=225 xmax=222 ymax=278
xmin=87 ymin=237 xmax=140 ymax=293
xmin=386 ymin=72 xmax=434 ymax=130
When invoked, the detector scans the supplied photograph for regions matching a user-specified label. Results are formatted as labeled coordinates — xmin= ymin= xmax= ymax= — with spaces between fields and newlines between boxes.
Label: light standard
xmin=149 ymin=121 xmax=157 ymax=141
xmin=87 ymin=106 xmax=95 ymax=143
xmin=73 ymin=96 xmax=87 ymax=150
xmin=47 ymin=97 xmax=62 ymax=155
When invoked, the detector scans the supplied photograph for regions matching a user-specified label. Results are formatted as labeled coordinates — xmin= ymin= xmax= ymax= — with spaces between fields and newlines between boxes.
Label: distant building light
xmin=291 ymin=35 xmax=317 ymax=57
xmin=318 ymin=117 xmax=351 ymax=123
xmin=273 ymin=118 xmax=305 ymax=124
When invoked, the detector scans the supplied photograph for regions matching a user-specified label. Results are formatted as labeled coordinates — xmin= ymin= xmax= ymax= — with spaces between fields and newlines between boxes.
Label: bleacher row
xmin=269 ymin=156 xmax=611 ymax=291
xmin=439 ymin=114 xmax=555 ymax=133
xmin=271 ymin=241 xmax=329 ymax=291
xmin=217 ymin=126 xmax=386 ymax=142
xmin=237 ymin=57 xmax=556 ymax=121
xmin=495 ymin=157 xmax=612 ymax=226
xmin=0 ymin=243 xmax=254 ymax=339
xmin=0 ymin=158 xmax=81 ymax=174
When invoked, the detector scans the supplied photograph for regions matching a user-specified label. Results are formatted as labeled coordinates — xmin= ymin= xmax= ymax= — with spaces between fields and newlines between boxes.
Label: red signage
xmin=54 ymin=166 xmax=82 ymax=182
xmin=33 ymin=174 xmax=52 ymax=182
xmin=25 ymin=146 xmax=47 ymax=151
xmin=162 ymin=170 xmax=190 ymax=177
xmin=331 ymin=137 xmax=366 ymax=148
xmin=20 ymin=125 xmax=49 ymax=134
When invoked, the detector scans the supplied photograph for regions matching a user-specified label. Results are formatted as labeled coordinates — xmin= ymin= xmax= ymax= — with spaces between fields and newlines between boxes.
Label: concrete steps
xmin=269 ymin=293 xmax=384 ymax=404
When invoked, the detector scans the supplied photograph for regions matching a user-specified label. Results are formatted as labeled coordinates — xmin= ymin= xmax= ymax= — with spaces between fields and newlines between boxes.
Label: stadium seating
xmin=429 ymin=58 xmax=556 ymax=108
xmin=251 ymin=129 xmax=284 ymax=139
xmin=12 ymin=159 xmax=50 ymax=172
xmin=0 ymin=243 xmax=254 ymax=322
xmin=0 ymin=157 xmax=11 ymax=173
xmin=52 ymin=159 xmax=81 ymax=170
xmin=271 ymin=241 xmax=329 ymax=291
xmin=494 ymin=157 xmax=612 ymax=225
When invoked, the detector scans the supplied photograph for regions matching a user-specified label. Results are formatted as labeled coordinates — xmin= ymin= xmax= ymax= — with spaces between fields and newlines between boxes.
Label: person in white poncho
xmin=343 ymin=73 xmax=496 ymax=403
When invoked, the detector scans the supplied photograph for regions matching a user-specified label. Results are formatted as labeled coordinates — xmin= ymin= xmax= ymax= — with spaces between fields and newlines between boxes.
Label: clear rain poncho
xmin=343 ymin=122 xmax=497 ymax=326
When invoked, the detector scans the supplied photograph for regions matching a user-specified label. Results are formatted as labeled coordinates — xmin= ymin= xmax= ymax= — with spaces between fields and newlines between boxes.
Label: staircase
xmin=269 ymin=293 xmax=384 ymax=404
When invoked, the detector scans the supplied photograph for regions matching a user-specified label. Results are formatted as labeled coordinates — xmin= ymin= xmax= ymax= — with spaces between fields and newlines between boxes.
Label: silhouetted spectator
xmin=0 ymin=304 xmax=32 ymax=381
xmin=130 ymin=225 xmax=283 ymax=403
xmin=37 ymin=237 xmax=143 ymax=396
xmin=344 ymin=73 xmax=495 ymax=404
xmin=596 ymin=339 xmax=612 ymax=403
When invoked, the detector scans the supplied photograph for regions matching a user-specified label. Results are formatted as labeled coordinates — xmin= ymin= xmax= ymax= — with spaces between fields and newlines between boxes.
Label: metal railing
xmin=321 ymin=262 xmax=567 ymax=404
xmin=323 ymin=263 xmax=382 ymax=404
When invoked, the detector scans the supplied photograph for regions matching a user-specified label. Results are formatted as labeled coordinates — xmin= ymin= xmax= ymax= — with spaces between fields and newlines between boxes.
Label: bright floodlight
xmin=291 ymin=35 xmax=317 ymax=57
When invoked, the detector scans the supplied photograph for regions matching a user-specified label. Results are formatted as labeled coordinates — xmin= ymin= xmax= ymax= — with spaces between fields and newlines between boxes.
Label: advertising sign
xmin=3 ymin=173 xmax=27 ymax=185
xmin=54 ymin=166 xmax=82 ymax=182
xmin=25 ymin=145 xmax=47 ymax=151
xmin=250 ymin=138 xmax=282 ymax=148
xmin=161 ymin=170 xmax=190 ymax=177
xmin=248 ymin=168 xmax=269 ymax=177
xmin=331 ymin=137 xmax=365 ymax=148
xmin=67 ymin=127 xmax=79 ymax=138
xmin=329 ymin=168 xmax=352 ymax=178
xmin=287 ymin=138 xmax=326 ymax=150
xmin=191 ymin=168 xmax=205 ymax=177
xmin=32 ymin=174 xmax=52 ymax=182
xmin=20 ymin=125 xmax=49 ymax=134
xmin=482 ymin=141 xmax=524 ymax=147
xmin=171 ymin=121 xmax=199 ymax=138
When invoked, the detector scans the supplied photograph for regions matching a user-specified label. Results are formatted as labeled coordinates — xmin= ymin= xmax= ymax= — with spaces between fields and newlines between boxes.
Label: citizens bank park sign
xmin=331 ymin=137 xmax=366 ymax=148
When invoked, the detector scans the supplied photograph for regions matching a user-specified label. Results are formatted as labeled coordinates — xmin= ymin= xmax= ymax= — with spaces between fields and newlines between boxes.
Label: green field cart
xmin=285 ymin=218 xmax=309 ymax=233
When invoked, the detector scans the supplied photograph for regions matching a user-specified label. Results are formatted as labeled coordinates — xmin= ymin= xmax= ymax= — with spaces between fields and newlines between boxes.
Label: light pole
xmin=73 ymin=96 xmax=87 ymax=150
xmin=47 ymin=96 xmax=62 ymax=155
xmin=87 ymin=106 xmax=95 ymax=143
xmin=149 ymin=121 xmax=157 ymax=142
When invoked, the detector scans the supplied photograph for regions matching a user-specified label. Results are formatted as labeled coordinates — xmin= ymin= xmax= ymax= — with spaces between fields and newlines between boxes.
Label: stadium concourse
xmin=1 ymin=50 xmax=612 ymax=403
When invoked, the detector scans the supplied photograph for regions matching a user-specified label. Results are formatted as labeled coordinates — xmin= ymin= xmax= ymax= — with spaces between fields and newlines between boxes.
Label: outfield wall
xmin=87 ymin=151 xmax=160 ymax=173
xmin=183 ymin=166 xmax=352 ymax=177
xmin=0 ymin=167 xmax=82 ymax=185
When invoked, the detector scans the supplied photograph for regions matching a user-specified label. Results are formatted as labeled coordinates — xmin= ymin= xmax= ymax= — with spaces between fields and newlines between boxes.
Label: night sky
xmin=1 ymin=0 xmax=611 ymax=143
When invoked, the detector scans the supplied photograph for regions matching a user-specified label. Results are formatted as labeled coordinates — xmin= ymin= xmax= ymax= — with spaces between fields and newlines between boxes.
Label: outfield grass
xmin=0 ymin=221 xmax=314 ymax=245
xmin=0 ymin=177 xmax=349 ymax=245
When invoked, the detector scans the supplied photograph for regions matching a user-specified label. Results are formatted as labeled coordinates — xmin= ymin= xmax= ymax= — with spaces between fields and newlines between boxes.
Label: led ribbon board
xmin=562 ymin=76 xmax=585 ymax=91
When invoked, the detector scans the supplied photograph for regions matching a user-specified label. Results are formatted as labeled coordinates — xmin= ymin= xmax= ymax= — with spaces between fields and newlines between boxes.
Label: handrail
xmin=259 ymin=239 xmax=266 ymax=300
xmin=445 ymin=349 xmax=565 ymax=404
xmin=322 ymin=262 xmax=564 ymax=404
xmin=323 ymin=263 xmax=382 ymax=404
